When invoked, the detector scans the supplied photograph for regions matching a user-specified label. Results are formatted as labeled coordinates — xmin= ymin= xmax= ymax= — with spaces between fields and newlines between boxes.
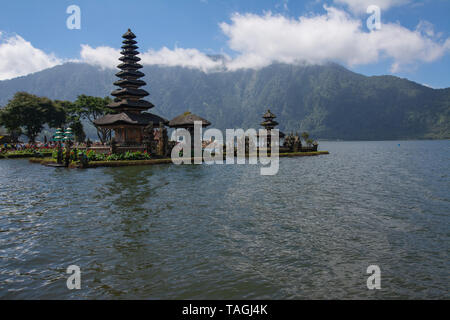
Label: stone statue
xmin=157 ymin=122 xmax=168 ymax=157
xmin=284 ymin=133 xmax=294 ymax=151
xmin=162 ymin=126 xmax=169 ymax=157
xmin=110 ymin=137 xmax=117 ymax=154
xmin=79 ymin=151 xmax=89 ymax=169
xmin=57 ymin=142 xmax=63 ymax=164
xmin=293 ymin=133 xmax=300 ymax=152
xmin=64 ymin=142 xmax=71 ymax=167
xmin=143 ymin=122 xmax=155 ymax=154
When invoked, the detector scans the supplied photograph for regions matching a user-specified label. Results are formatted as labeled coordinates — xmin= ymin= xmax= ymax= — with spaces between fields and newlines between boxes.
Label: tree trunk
xmin=97 ymin=128 xmax=111 ymax=144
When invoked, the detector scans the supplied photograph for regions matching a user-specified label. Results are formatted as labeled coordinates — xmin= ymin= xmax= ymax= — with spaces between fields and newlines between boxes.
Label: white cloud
xmin=79 ymin=44 xmax=225 ymax=72
xmin=334 ymin=0 xmax=410 ymax=13
xmin=140 ymin=47 xmax=225 ymax=72
xmin=79 ymin=44 xmax=120 ymax=69
xmin=219 ymin=7 xmax=450 ymax=72
xmin=1 ymin=5 xmax=450 ymax=79
xmin=0 ymin=33 xmax=62 ymax=80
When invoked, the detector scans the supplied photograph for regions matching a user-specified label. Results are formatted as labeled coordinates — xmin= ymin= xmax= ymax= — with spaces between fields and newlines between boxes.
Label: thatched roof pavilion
xmin=168 ymin=112 xmax=211 ymax=149
xmin=94 ymin=112 xmax=167 ymax=127
xmin=168 ymin=112 xmax=211 ymax=129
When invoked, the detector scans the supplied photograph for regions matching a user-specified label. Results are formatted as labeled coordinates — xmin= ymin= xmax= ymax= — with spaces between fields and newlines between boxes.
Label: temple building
xmin=261 ymin=109 xmax=278 ymax=131
xmin=260 ymin=109 xmax=285 ymax=147
xmin=169 ymin=111 xmax=211 ymax=149
xmin=169 ymin=111 xmax=211 ymax=133
xmin=94 ymin=29 xmax=167 ymax=150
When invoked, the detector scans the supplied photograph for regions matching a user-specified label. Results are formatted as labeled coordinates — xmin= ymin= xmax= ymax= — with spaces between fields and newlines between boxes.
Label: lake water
xmin=0 ymin=141 xmax=448 ymax=299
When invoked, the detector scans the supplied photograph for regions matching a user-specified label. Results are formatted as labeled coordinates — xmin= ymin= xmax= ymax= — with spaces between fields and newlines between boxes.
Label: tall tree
xmin=0 ymin=109 xmax=22 ymax=142
xmin=74 ymin=95 xmax=112 ymax=143
xmin=0 ymin=92 xmax=66 ymax=143
xmin=55 ymin=99 xmax=86 ymax=142
xmin=70 ymin=119 xmax=86 ymax=143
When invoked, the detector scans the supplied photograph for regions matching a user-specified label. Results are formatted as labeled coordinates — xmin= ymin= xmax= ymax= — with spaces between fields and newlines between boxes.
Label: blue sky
xmin=0 ymin=0 xmax=449 ymax=88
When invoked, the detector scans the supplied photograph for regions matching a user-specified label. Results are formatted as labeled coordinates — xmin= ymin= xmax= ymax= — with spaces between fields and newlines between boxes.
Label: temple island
xmin=24 ymin=29 xmax=328 ymax=167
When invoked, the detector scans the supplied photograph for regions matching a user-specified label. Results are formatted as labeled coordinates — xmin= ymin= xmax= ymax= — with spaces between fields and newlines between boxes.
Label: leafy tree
xmin=54 ymin=100 xmax=76 ymax=122
xmin=74 ymin=95 xmax=112 ymax=143
xmin=0 ymin=92 xmax=66 ymax=143
xmin=0 ymin=109 xmax=22 ymax=142
xmin=55 ymin=99 xmax=86 ymax=142
xmin=70 ymin=119 xmax=86 ymax=143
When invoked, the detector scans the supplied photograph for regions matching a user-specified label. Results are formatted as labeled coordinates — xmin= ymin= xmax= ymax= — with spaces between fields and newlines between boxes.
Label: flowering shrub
xmin=85 ymin=149 xmax=107 ymax=161
xmin=51 ymin=148 xmax=80 ymax=161
xmin=3 ymin=148 xmax=55 ymax=158
xmin=105 ymin=151 xmax=151 ymax=161
xmin=8 ymin=148 xmax=55 ymax=155
xmin=70 ymin=150 xmax=152 ymax=162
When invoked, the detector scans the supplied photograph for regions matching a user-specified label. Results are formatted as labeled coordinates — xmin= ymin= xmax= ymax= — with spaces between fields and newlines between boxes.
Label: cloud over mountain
xmin=220 ymin=7 xmax=450 ymax=72
xmin=0 ymin=32 xmax=62 ymax=80
xmin=1 ymin=5 xmax=449 ymax=78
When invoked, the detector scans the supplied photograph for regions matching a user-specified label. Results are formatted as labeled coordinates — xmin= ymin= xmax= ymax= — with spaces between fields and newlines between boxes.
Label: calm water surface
xmin=0 ymin=141 xmax=449 ymax=299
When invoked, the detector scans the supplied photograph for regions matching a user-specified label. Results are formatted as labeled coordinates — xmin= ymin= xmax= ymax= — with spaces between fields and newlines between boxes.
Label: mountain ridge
xmin=0 ymin=62 xmax=448 ymax=140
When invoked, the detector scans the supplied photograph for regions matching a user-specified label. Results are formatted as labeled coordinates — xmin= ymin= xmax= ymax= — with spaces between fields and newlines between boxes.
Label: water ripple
xmin=0 ymin=141 xmax=449 ymax=299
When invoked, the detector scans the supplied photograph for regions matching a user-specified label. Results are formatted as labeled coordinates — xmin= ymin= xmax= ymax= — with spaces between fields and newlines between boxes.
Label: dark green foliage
xmin=69 ymin=150 xmax=152 ymax=162
xmin=0 ymin=92 xmax=66 ymax=142
xmin=70 ymin=119 xmax=86 ymax=143
xmin=301 ymin=132 xmax=310 ymax=142
xmin=0 ymin=63 xmax=448 ymax=140
xmin=73 ymin=94 xmax=112 ymax=143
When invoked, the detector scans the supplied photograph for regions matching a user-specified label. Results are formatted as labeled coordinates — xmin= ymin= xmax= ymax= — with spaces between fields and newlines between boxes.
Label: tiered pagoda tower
xmin=94 ymin=29 xmax=166 ymax=147
xmin=261 ymin=110 xmax=279 ymax=131
xmin=260 ymin=109 xmax=280 ymax=148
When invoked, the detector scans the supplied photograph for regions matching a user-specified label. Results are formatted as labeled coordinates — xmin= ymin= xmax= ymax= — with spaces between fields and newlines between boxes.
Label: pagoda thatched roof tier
xmin=120 ymin=49 xmax=139 ymax=56
xmin=94 ymin=111 xmax=167 ymax=127
xmin=114 ymin=79 xmax=146 ymax=88
xmin=111 ymin=87 xmax=149 ymax=98
xmin=168 ymin=112 xmax=211 ymax=128
xmin=261 ymin=120 xmax=279 ymax=127
xmin=115 ymin=70 xmax=145 ymax=79
xmin=256 ymin=131 xmax=285 ymax=138
xmin=107 ymin=99 xmax=154 ymax=110
xmin=122 ymin=29 xmax=136 ymax=39
xmin=117 ymin=62 xmax=143 ymax=70
xmin=121 ymin=44 xmax=138 ymax=50
xmin=122 ymin=39 xmax=137 ymax=45
xmin=119 ymin=55 xmax=141 ymax=62
xmin=263 ymin=109 xmax=276 ymax=119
